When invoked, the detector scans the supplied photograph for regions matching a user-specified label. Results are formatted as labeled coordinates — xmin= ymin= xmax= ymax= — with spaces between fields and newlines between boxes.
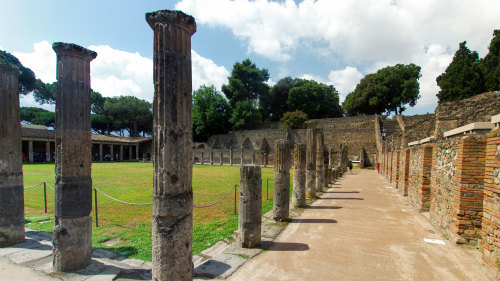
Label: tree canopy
xmin=343 ymin=63 xmax=421 ymax=116
xmin=436 ymin=42 xmax=485 ymax=103
xmin=0 ymin=50 xmax=36 ymax=94
xmin=192 ymin=85 xmax=231 ymax=142
xmin=261 ymin=76 xmax=296 ymax=121
xmin=20 ymin=107 xmax=55 ymax=128
xmin=287 ymin=79 xmax=343 ymax=119
xmin=103 ymin=96 xmax=152 ymax=137
xmin=482 ymin=29 xmax=500 ymax=92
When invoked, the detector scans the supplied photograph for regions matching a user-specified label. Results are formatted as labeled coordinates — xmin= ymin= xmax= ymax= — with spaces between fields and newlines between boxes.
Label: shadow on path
xmin=306 ymin=206 xmax=342 ymax=210
xmin=261 ymin=241 xmax=309 ymax=251
xmin=323 ymin=191 xmax=360 ymax=194
xmin=289 ymin=218 xmax=338 ymax=224
xmin=317 ymin=197 xmax=364 ymax=200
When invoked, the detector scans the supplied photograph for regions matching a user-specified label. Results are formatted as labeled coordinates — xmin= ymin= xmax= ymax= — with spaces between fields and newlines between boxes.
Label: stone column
xmin=136 ymin=144 xmax=139 ymax=160
xmin=315 ymin=131 xmax=325 ymax=193
xmin=45 ymin=141 xmax=51 ymax=163
xmin=238 ymin=165 xmax=262 ymax=248
xmin=29 ymin=140 xmax=34 ymax=163
xmin=273 ymin=140 xmax=291 ymax=221
xmin=210 ymin=150 xmax=214 ymax=165
xmin=110 ymin=144 xmax=114 ymax=161
xmin=129 ymin=145 xmax=132 ymax=160
xmin=120 ymin=145 xmax=124 ymax=161
xmin=99 ymin=144 xmax=103 ymax=161
xmin=147 ymin=10 xmax=196 ymax=281
xmin=200 ymin=151 xmax=204 ymax=165
xmin=220 ymin=151 xmax=223 ymax=165
xmin=292 ymin=144 xmax=306 ymax=208
xmin=306 ymin=127 xmax=317 ymax=198
xmin=0 ymin=64 xmax=24 ymax=247
xmin=240 ymin=149 xmax=244 ymax=165
xmin=229 ymin=147 xmax=233 ymax=166
xmin=52 ymin=42 xmax=97 ymax=272
xmin=328 ymin=147 xmax=333 ymax=168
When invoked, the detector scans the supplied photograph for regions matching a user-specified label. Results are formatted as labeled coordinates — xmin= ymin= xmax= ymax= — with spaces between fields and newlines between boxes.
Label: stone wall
xmin=482 ymin=128 xmax=500 ymax=268
xmin=435 ymin=91 xmax=500 ymax=136
xmin=430 ymin=137 xmax=459 ymax=238
xmin=403 ymin=114 xmax=436 ymax=143
xmin=398 ymin=149 xmax=410 ymax=196
xmin=408 ymin=145 xmax=433 ymax=211
xmin=391 ymin=151 xmax=400 ymax=188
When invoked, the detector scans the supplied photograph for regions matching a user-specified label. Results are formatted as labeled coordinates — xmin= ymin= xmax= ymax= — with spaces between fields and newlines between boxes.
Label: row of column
xmin=196 ymin=149 xmax=266 ymax=166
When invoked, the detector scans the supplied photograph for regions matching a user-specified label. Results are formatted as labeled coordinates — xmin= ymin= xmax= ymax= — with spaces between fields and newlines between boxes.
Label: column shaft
xmin=273 ymin=140 xmax=291 ymax=221
xmin=229 ymin=147 xmax=233 ymax=166
xmin=120 ymin=145 xmax=124 ymax=161
xmin=315 ymin=131 xmax=325 ymax=192
xmin=0 ymin=64 xmax=24 ymax=247
xmin=239 ymin=165 xmax=262 ymax=248
xmin=306 ymin=127 xmax=317 ymax=198
xmin=147 ymin=10 xmax=196 ymax=281
xmin=129 ymin=145 xmax=132 ymax=160
xmin=136 ymin=144 xmax=139 ymax=160
xmin=29 ymin=140 xmax=34 ymax=163
xmin=99 ymin=144 xmax=103 ymax=161
xmin=293 ymin=144 xmax=306 ymax=208
xmin=110 ymin=145 xmax=114 ymax=161
xmin=52 ymin=42 xmax=97 ymax=272
xmin=46 ymin=141 xmax=51 ymax=163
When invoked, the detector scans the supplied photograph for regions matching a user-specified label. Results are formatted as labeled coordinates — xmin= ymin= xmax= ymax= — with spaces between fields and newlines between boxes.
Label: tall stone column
xmin=52 ymin=43 xmax=97 ymax=272
xmin=238 ymin=165 xmax=262 ymax=248
xmin=220 ymin=151 xmax=223 ymax=165
xmin=110 ymin=144 xmax=114 ymax=161
xmin=29 ymin=140 xmax=34 ymax=163
xmin=46 ymin=141 xmax=51 ymax=163
xmin=129 ymin=145 xmax=132 ymax=160
xmin=0 ymin=64 xmax=24 ymax=247
xmin=120 ymin=145 xmax=124 ymax=161
xmin=273 ymin=140 xmax=291 ymax=221
xmin=136 ymin=144 xmax=139 ymax=160
xmin=292 ymin=144 xmax=306 ymax=208
xmin=229 ymin=147 xmax=233 ymax=166
xmin=306 ymin=126 xmax=317 ymax=198
xmin=99 ymin=144 xmax=103 ymax=161
xmin=147 ymin=10 xmax=196 ymax=281
xmin=328 ymin=147 xmax=333 ymax=168
xmin=315 ymin=131 xmax=325 ymax=193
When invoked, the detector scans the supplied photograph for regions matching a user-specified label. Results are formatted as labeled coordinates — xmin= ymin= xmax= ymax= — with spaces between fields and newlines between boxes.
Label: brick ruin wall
xmin=407 ymin=146 xmax=423 ymax=209
xmin=391 ymin=151 xmax=400 ymax=188
xmin=205 ymin=115 xmax=377 ymax=167
xmin=435 ymin=91 xmax=500 ymax=136
xmin=398 ymin=149 xmax=410 ymax=196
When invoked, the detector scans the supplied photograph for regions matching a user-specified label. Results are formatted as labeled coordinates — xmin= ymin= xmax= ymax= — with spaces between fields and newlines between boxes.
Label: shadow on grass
xmin=260 ymin=241 xmax=309 ymax=251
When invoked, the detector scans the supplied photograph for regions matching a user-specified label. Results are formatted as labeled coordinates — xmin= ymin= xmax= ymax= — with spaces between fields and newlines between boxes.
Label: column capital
xmin=52 ymin=42 xmax=97 ymax=61
xmin=146 ymin=10 xmax=196 ymax=35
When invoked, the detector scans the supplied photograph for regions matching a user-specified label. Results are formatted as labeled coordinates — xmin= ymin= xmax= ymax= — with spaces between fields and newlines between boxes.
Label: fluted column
xmin=0 ymin=64 xmax=24 ymax=247
xmin=238 ymin=165 xmax=262 ymax=248
xmin=52 ymin=43 xmax=97 ymax=272
xmin=273 ymin=140 xmax=291 ymax=221
xmin=147 ymin=10 xmax=196 ymax=281
xmin=46 ymin=141 xmax=51 ymax=163
xmin=306 ymin=126 xmax=317 ymax=198
xmin=28 ymin=140 xmax=34 ymax=163
xmin=292 ymin=144 xmax=306 ymax=207
xmin=315 ymin=131 xmax=325 ymax=192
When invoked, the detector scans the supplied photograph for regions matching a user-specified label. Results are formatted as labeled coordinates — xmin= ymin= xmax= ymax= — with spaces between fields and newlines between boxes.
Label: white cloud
xmin=19 ymin=93 xmax=55 ymax=111
xmin=0 ymin=46 xmax=4 ymax=50
xmin=12 ymin=42 xmax=229 ymax=107
xmin=328 ymin=66 xmax=364 ymax=101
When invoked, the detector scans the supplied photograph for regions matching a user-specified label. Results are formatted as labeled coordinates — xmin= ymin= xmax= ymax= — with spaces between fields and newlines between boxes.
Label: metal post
xmin=43 ymin=182 xmax=47 ymax=213
xmin=94 ymin=188 xmax=98 ymax=227
xmin=234 ymin=185 xmax=238 ymax=215
xmin=266 ymin=178 xmax=269 ymax=200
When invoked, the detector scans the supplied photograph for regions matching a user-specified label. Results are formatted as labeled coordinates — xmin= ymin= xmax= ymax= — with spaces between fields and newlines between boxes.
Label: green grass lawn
xmin=23 ymin=163 xmax=278 ymax=261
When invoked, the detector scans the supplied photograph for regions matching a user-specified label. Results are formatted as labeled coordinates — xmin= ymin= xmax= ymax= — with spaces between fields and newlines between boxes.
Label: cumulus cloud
xmin=12 ymin=41 xmax=229 ymax=108
xmin=328 ymin=67 xmax=364 ymax=101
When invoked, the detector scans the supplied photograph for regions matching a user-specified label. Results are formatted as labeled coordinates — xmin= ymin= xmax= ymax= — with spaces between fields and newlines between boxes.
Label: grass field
xmin=23 ymin=162 xmax=278 ymax=261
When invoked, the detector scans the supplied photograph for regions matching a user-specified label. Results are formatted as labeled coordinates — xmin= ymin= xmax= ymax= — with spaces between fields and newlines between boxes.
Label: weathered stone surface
xmin=315 ymin=131 xmax=325 ymax=192
xmin=273 ymin=140 xmax=291 ymax=221
xmin=52 ymin=216 xmax=92 ymax=271
xmin=0 ymin=64 xmax=24 ymax=247
xmin=306 ymin=126 xmax=317 ymax=198
xmin=146 ymin=9 xmax=196 ymax=281
xmin=292 ymin=144 xmax=306 ymax=207
xmin=238 ymin=165 xmax=262 ymax=248
xmin=52 ymin=42 xmax=96 ymax=271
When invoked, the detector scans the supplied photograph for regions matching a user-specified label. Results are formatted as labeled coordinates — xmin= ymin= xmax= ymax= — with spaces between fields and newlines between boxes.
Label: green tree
xmin=222 ymin=59 xmax=270 ymax=105
xmin=280 ymin=110 xmax=308 ymax=129
xmin=229 ymin=99 xmax=262 ymax=131
xmin=192 ymin=85 xmax=231 ymax=142
xmin=104 ymin=96 xmax=152 ymax=137
xmin=287 ymin=79 xmax=343 ymax=119
xmin=343 ymin=63 xmax=421 ymax=116
xmin=20 ymin=107 xmax=55 ymax=127
xmin=261 ymin=76 xmax=296 ymax=121
xmin=436 ymin=41 xmax=485 ymax=103
xmin=482 ymin=30 xmax=500 ymax=92
xmin=0 ymin=50 xmax=36 ymax=94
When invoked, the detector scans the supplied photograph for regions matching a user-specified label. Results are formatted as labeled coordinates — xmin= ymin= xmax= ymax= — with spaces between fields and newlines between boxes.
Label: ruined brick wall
xmin=403 ymin=114 xmax=436 ymax=143
xmin=398 ymin=149 xmax=410 ymax=196
xmin=435 ymin=91 xmax=500 ymax=136
xmin=482 ymin=128 xmax=500 ymax=268
xmin=430 ymin=137 xmax=459 ymax=237
xmin=392 ymin=151 xmax=400 ymax=188
xmin=452 ymin=135 xmax=486 ymax=244
xmin=408 ymin=145 xmax=433 ymax=211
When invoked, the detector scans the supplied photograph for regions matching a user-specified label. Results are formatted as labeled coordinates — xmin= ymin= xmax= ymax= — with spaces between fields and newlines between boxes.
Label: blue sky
xmin=1 ymin=0 xmax=499 ymax=116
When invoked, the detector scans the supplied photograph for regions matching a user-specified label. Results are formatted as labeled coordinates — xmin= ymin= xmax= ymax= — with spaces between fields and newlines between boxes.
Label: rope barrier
xmin=24 ymin=182 xmax=44 ymax=189
xmin=94 ymin=187 xmax=152 ymax=206
xmin=194 ymin=185 xmax=237 ymax=208
xmin=44 ymin=182 xmax=55 ymax=191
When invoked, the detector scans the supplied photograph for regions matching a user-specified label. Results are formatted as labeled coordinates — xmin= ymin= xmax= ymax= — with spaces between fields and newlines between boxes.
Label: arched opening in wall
xmin=227 ymin=138 xmax=240 ymax=149
xmin=242 ymin=138 xmax=253 ymax=149
xmin=259 ymin=138 xmax=271 ymax=154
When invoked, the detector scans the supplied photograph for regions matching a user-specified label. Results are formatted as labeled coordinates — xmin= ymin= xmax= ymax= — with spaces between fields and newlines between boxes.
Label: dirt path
xmin=228 ymin=169 xmax=496 ymax=281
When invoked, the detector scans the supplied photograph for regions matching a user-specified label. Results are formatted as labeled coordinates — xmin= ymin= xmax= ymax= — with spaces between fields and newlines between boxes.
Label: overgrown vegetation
xmin=23 ymin=163 xmax=278 ymax=261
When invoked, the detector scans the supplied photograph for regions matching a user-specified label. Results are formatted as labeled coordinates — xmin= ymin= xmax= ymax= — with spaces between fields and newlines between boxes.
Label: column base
xmin=53 ymin=216 xmax=92 ymax=272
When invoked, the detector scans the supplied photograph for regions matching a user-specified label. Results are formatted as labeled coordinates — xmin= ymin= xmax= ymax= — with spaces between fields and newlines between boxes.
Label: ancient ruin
xmin=292 ymin=144 xmax=307 ymax=207
xmin=238 ymin=165 xmax=262 ymax=248
xmin=306 ymin=126 xmax=317 ymax=198
xmin=273 ymin=140 xmax=291 ymax=221
xmin=0 ymin=64 xmax=24 ymax=247
xmin=315 ymin=131 xmax=325 ymax=192
xmin=52 ymin=42 xmax=97 ymax=272
xmin=146 ymin=10 xmax=196 ymax=281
